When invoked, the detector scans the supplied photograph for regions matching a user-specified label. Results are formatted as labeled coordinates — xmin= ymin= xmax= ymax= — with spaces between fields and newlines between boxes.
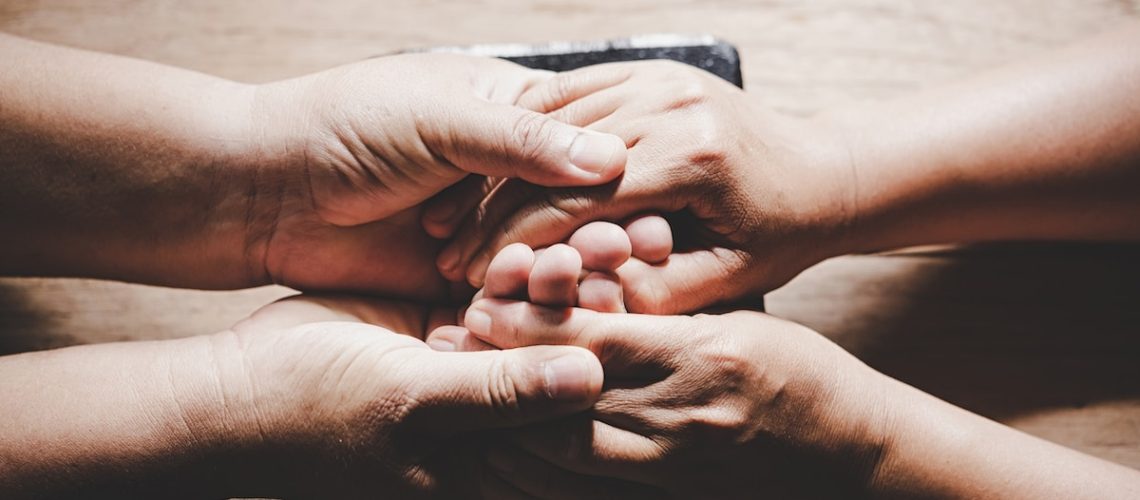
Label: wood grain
xmin=1 ymin=0 xmax=1138 ymax=471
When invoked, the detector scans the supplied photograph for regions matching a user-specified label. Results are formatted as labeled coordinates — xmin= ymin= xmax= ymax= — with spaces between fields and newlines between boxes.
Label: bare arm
xmin=0 ymin=33 xmax=258 ymax=287
xmin=0 ymin=336 xmax=260 ymax=498
xmin=828 ymin=23 xmax=1140 ymax=254
xmin=871 ymin=374 xmax=1140 ymax=499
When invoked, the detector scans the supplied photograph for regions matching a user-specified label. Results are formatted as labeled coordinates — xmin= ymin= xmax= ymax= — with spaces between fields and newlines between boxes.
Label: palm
xmin=229 ymin=295 xmax=472 ymax=498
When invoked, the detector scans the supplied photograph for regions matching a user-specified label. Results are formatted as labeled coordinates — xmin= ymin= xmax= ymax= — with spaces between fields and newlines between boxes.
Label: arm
xmin=872 ymin=374 xmax=1140 ymax=498
xmin=0 ymin=295 xmax=602 ymax=498
xmin=0 ymin=336 xmax=254 ymax=498
xmin=0 ymin=33 xmax=257 ymax=287
xmin=829 ymin=22 xmax=1140 ymax=254
xmin=0 ymin=33 xmax=625 ymax=294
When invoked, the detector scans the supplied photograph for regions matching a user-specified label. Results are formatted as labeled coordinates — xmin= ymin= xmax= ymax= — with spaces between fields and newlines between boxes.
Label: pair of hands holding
xmin=239 ymin=52 xmax=840 ymax=311
xmin=223 ymin=223 xmax=883 ymax=499
xmin=6 ymin=31 xmax=868 ymax=497
xmin=177 ymin=25 xmax=1140 ymax=499
xmin=9 ymin=27 xmax=1140 ymax=498
xmin=213 ymin=52 xmax=883 ymax=498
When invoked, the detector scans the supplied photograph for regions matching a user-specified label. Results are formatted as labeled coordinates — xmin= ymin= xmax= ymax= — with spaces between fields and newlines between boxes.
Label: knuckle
xmin=684 ymin=117 xmax=729 ymax=164
xmin=551 ymin=73 xmax=577 ymax=109
xmin=686 ymin=323 xmax=755 ymax=389
xmin=624 ymin=278 xmax=668 ymax=314
xmin=547 ymin=190 xmax=592 ymax=217
xmin=508 ymin=112 xmax=557 ymax=166
xmin=503 ymin=304 xmax=540 ymax=345
xmin=543 ymin=188 xmax=597 ymax=221
xmin=674 ymin=404 xmax=751 ymax=442
xmin=665 ymin=79 xmax=712 ymax=111
xmin=485 ymin=355 xmax=524 ymax=421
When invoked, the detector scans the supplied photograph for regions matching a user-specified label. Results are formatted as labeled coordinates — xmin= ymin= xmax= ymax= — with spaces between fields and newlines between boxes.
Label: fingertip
xmin=437 ymin=243 xmax=466 ymax=281
xmin=535 ymin=345 xmax=604 ymax=403
xmin=569 ymin=221 xmax=633 ymax=271
xmin=426 ymin=326 xmax=461 ymax=352
xmin=529 ymin=244 xmax=582 ymax=307
xmin=422 ymin=213 xmax=458 ymax=239
xmin=464 ymin=255 xmax=487 ymax=289
xmin=578 ymin=271 xmax=626 ymax=313
xmin=625 ymin=214 xmax=673 ymax=263
xmin=484 ymin=243 xmax=536 ymax=299
xmin=567 ymin=131 xmax=627 ymax=182
xmin=427 ymin=325 xmax=497 ymax=352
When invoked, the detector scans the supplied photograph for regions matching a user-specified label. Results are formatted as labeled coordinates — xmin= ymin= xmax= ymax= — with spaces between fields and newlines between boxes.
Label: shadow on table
xmin=774 ymin=242 xmax=1140 ymax=422
xmin=0 ymin=278 xmax=292 ymax=356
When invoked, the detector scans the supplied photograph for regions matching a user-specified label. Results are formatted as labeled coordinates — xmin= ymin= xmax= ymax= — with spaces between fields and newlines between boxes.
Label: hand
xmin=432 ymin=60 xmax=855 ymax=313
xmin=452 ymin=242 xmax=1140 ymax=499
xmin=0 ymin=34 xmax=629 ymax=293
xmin=424 ymin=215 xmax=671 ymax=353
xmin=241 ymin=53 xmax=628 ymax=297
xmin=451 ymin=258 xmax=892 ymax=498
xmin=194 ymin=293 xmax=604 ymax=499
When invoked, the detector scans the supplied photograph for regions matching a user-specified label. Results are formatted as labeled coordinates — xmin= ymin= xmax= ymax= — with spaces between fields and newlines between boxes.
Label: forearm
xmin=0 ymin=33 xmax=266 ymax=287
xmin=821 ymin=23 xmax=1140 ymax=254
xmin=0 ymin=335 xmax=269 ymax=498
xmin=871 ymin=377 xmax=1140 ymax=499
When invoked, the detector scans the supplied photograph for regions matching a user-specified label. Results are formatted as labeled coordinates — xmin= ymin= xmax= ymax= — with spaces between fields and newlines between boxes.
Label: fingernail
xmin=467 ymin=253 xmax=492 ymax=288
xmin=426 ymin=337 xmax=455 ymax=352
xmin=465 ymin=308 xmax=491 ymax=336
xmin=438 ymin=245 xmax=461 ymax=276
xmin=486 ymin=447 xmax=515 ymax=475
xmin=568 ymin=132 xmax=623 ymax=175
xmin=542 ymin=353 xmax=594 ymax=401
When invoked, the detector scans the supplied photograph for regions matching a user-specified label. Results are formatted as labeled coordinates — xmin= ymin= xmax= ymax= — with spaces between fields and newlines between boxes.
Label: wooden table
xmin=2 ymin=0 xmax=1138 ymax=471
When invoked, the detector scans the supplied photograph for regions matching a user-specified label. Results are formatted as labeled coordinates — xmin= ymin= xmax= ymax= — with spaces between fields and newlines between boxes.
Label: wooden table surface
xmin=2 ymin=0 xmax=1138 ymax=471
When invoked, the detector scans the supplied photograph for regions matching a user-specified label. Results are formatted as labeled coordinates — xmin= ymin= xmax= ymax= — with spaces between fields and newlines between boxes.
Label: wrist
xmin=223 ymin=79 xmax=319 ymax=288
xmin=156 ymin=334 xmax=276 ymax=495
xmin=770 ymin=111 xmax=863 ymax=264
xmin=816 ymin=354 xmax=905 ymax=497
xmin=812 ymin=102 xmax=961 ymax=255
xmin=859 ymin=375 xmax=983 ymax=499
xmin=126 ymin=79 xmax=275 ymax=289
xmin=163 ymin=330 xmax=323 ymax=497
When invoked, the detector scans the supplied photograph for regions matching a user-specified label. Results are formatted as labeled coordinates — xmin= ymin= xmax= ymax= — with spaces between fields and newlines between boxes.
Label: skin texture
xmin=0 ymin=293 xmax=606 ymax=499
xmin=0 ymin=33 xmax=649 ymax=498
xmin=436 ymin=22 xmax=1140 ymax=314
xmin=3 ymin=21 xmax=1140 ymax=499
xmin=426 ymin=217 xmax=670 ymax=351
xmin=0 ymin=217 xmax=643 ymax=498
xmin=0 ymin=33 xmax=627 ymax=299
xmin=461 ymin=243 xmax=1140 ymax=499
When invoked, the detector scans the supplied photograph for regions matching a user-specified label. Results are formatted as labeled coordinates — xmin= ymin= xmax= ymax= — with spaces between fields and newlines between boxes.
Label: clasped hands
xmin=199 ymin=53 xmax=888 ymax=499
xmin=8 ymin=28 xmax=1140 ymax=498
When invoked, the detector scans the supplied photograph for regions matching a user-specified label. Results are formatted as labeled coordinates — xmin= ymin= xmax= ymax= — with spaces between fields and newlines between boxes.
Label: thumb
xmin=406 ymin=344 xmax=603 ymax=434
xmin=427 ymin=99 xmax=627 ymax=187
